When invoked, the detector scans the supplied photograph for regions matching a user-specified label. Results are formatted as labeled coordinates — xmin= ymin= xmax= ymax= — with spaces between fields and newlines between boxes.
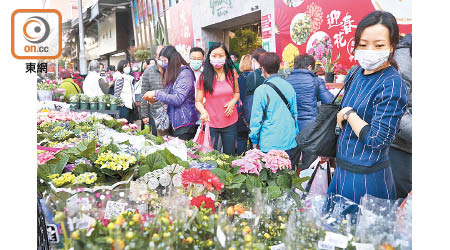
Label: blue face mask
xmin=190 ymin=59 xmax=203 ymax=71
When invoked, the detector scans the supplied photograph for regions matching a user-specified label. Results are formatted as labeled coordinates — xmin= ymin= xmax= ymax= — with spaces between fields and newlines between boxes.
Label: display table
xmin=72 ymin=109 xmax=120 ymax=118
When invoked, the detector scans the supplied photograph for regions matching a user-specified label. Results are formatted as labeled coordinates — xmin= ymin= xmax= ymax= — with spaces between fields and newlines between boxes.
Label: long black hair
xmin=201 ymin=43 xmax=236 ymax=94
xmin=354 ymin=11 xmax=399 ymax=69
xmin=159 ymin=45 xmax=189 ymax=86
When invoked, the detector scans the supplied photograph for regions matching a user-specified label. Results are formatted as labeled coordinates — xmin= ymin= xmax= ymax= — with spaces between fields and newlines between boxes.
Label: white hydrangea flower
xmin=159 ymin=173 xmax=171 ymax=187
xmin=172 ymin=173 xmax=182 ymax=187
xmin=147 ymin=177 xmax=159 ymax=190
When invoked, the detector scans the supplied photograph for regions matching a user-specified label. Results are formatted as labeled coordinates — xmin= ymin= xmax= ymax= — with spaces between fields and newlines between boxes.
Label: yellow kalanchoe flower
xmin=52 ymin=173 xmax=75 ymax=187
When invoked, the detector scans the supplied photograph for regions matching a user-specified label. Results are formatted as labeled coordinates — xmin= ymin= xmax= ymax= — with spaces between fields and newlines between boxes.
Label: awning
xmin=70 ymin=0 xmax=130 ymax=28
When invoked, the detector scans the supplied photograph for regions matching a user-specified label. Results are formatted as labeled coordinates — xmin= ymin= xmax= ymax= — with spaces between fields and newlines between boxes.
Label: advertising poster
xmin=274 ymin=0 xmax=412 ymax=69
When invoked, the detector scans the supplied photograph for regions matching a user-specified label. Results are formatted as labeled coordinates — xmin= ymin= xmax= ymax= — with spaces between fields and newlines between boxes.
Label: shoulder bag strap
xmin=331 ymin=66 xmax=360 ymax=105
xmin=264 ymin=81 xmax=291 ymax=112
xmin=66 ymin=79 xmax=80 ymax=94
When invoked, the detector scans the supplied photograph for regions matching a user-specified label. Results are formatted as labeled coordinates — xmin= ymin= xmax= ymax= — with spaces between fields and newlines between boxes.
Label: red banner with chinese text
xmin=274 ymin=0 xmax=412 ymax=70
xmin=167 ymin=0 xmax=194 ymax=61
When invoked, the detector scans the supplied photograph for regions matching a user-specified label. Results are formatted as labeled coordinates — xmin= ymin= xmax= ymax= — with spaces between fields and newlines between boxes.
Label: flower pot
xmin=335 ymin=74 xmax=346 ymax=83
xmin=98 ymin=102 xmax=106 ymax=110
xmin=37 ymin=90 xmax=53 ymax=102
xmin=53 ymin=88 xmax=66 ymax=102
xmin=80 ymin=102 xmax=89 ymax=110
xmin=110 ymin=104 xmax=118 ymax=110
xmin=70 ymin=102 xmax=79 ymax=110
xmin=90 ymin=102 xmax=98 ymax=110
xmin=325 ymin=72 xmax=335 ymax=83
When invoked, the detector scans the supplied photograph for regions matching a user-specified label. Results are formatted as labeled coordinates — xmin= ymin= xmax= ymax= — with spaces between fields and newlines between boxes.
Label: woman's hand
xmin=200 ymin=111 xmax=210 ymax=123
xmin=143 ymin=91 xmax=157 ymax=104
xmin=224 ymin=100 xmax=236 ymax=117
xmin=337 ymin=107 xmax=354 ymax=129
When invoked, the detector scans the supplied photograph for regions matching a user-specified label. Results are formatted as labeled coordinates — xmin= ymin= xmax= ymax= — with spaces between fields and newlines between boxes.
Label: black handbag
xmin=295 ymin=66 xmax=360 ymax=157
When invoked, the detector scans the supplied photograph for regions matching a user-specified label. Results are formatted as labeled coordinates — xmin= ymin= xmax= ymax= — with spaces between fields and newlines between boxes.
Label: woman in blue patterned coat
xmin=328 ymin=11 xmax=408 ymax=204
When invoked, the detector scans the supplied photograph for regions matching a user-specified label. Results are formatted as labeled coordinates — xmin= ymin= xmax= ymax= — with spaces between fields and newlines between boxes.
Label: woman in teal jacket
xmin=249 ymin=52 xmax=301 ymax=167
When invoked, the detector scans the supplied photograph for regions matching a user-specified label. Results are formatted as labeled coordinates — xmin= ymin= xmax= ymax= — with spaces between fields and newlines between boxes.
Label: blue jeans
xmin=210 ymin=123 xmax=237 ymax=156
xmin=237 ymin=131 xmax=249 ymax=156
xmin=118 ymin=106 xmax=135 ymax=123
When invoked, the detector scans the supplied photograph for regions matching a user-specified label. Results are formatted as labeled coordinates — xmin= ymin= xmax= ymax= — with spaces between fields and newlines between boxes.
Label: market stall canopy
xmin=70 ymin=0 xmax=130 ymax=28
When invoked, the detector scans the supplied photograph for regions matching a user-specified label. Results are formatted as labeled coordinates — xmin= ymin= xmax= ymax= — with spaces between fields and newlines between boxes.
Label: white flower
xmin=153 ymin=169 xmax=163 ymax=178
xmin=159 ymin=173 xmax=171 ymax=187
xmin=174 ymin=165 xmax=185 ymax=174
xmin=165 ymin=164 xmax=175 ymax=173
xmin=147 ymin=177 xmax=159 ymax=190
xmin=172 ymin=173 xmax=182 ymax=187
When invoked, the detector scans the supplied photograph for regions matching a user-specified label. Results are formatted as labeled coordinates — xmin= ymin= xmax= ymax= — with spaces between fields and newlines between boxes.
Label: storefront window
xmin=229 ymin=22 xmax=262 ymax=58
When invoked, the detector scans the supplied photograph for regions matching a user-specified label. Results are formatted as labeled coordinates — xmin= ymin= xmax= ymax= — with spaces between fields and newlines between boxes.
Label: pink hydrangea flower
xmin=37 ymin=152 xmax=55 ymax=165
xmin=232 ymin=149 xmax=265 ymax=175
xmin=129 ymin=124 xmax=138 ymax=130
xmin=122 ymin=125 xmax=130 ymax=131
xmin=263 ymin=150 xmax=291 ymax=174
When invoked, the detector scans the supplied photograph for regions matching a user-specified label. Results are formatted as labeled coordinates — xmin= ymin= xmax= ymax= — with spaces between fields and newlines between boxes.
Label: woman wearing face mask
xmin=328 ymin=11 xmax=408 ymax=204
xmin=114 ymin=60 xmax=137 ymax=123
xmin=143 ymin=45 xmax=198 ymax=140
xmin=195 ymin=43 xmax=240 ymax=156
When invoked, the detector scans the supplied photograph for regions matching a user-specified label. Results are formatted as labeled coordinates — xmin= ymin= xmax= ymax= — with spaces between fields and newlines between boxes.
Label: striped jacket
xmin=337 ymin=66 xmax=408 ymax=172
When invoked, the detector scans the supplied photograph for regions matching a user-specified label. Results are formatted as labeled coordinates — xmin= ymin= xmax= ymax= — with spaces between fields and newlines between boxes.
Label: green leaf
xmin=161 ymin=148 xmax=180 ymax=165
xmin=205 ymin=160 xmax=218 ymax=168
xmin=232 ymin=174 xmax=246 ymax=184
xmin=152 ymin=162 xmax=167 ymax=170
xmin=100 ymin=168 xmax=118 ymax=177
xmin=37 ymin=155 xmax=69 ymax=181
xmin=277 ymin=174 xmax=291 ymax=189
xmin=291 ymin=176 xmax=310 ymax=192
xmin=246 ymin=175 xmax=262 ymax=188
xmin=98 ymin=141 xmax=120 ymax=155
xmin=267 ymin=179 xmax=278 ymax=186
xmin=145 ymin=151 xmax=166 ymax=167
xmin=80 ymin=140 xmax=97 ymax=158
xmin=179 ymin=161 xmax=189 ymax=169
xmin=121 ymin=140 xmax=131 ymax=146
xmin=138 ymin=164 xmax=152 ymax=177
xmin=230 ymin=165 xmax=241 ymax=175
xmin=227 ymin=183 xmax=243 ymax=189
xmin=211 ymin=168 xmax=230 ymax=182
xmin=72 ymin=163 xmax=91 ymax=176
xmin=267 ymin=186 xmax=282 ymax=199
xmin=259 ymin=169 xmax=268 ymax=181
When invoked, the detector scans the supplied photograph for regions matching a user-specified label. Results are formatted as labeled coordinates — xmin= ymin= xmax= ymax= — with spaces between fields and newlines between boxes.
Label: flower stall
xmin=37 ymin=109 xmax=411 ymax=250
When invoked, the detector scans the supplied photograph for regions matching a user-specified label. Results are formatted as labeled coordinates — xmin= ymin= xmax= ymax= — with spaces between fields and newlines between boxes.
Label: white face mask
xmin=123 ymin=66 xmax=131 ymax=74
xmin=354 ymin=49 xmax=390 ymax=71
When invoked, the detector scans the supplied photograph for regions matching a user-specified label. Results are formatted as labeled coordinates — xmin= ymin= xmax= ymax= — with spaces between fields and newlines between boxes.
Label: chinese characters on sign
xmin=210 ymin=0 xmax=232 ymax=17
xmin=326 ymin=10 xmax=357 ymax=61
xmin=26 ymin=62 xmax=48 ymax=73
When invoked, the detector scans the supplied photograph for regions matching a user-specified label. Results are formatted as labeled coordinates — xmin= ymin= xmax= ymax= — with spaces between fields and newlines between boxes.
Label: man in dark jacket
xmin=243 ymin=48 xmax=266 ymax=125
xmin=285 ymin=54 xmax=334 ymax=169
xmin=389 ymin=33 xmax=412 ymax=199
xmin=141 ymin=45 xmax=168 ymax=136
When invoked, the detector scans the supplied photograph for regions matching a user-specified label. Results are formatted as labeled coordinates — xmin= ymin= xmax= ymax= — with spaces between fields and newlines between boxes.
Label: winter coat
xmin=155 ymin=66 xmax=198 ymax=130
xmin=391 ymin=33 xmax=412 ymax=153
xmin=249 ymin=74 xmax=299 ymax=152
xmin=285 ymin=69 xmax=334 ymax=132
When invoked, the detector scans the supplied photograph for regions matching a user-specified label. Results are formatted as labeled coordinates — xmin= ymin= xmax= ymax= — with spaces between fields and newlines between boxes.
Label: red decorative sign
xmin=274 ymin=0 xmax=412 ymax=69
xmin=167 ymin=0 xmax=194 ymax=60
xmin=261 ymin=14 xmax=272 ymax=40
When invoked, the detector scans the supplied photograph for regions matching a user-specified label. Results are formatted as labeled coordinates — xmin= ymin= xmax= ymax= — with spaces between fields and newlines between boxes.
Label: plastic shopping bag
xmin=300 ymin=157 xmax=331 ymax=198
xmin=193 ymin=122 xmax=213 ymax=153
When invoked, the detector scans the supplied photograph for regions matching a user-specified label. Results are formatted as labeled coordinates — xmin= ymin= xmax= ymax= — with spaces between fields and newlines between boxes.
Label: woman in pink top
xmin=195 ymin=43 xmax=240 ymax=155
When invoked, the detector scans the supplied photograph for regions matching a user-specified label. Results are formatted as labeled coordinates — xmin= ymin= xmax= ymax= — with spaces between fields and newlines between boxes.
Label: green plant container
xmin=80 ymin=102 xmax=89 ymax=110
xmin=90 ymin=102 xmax=98 ymax=110
xmin=110 ymin=104 xmax=118 ymax=110
xmin=98 ymin=102 xmax=106 ymax=110
xmin=70 ymin=102 xmax=79 ymax=110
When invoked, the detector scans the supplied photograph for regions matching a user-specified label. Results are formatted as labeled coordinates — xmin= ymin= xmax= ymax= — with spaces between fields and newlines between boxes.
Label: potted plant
xmin=89 ymin=96 xmax=98 ymax=110
xmin=79 ymin=94 xmax=89 ymax=110
xmin=37 ymin=80 xmax=57 ymax=101
xmin=111 ymin=97 xmax=122 ymax=110
xmin=69 ymin=94 xmax=80 ymax=110
xmin=98 ymin=95 xmax=109 ymax=110
xmin=52 ymin=88 xmax=66 ymax=102
xmin=334 ymin=64 xmax=347 ymax=83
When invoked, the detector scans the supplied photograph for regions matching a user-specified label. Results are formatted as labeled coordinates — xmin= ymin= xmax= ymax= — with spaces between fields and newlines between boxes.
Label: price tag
xmin=270 ymin=243 xmax=286 ymax=250
xmin=46 ymin=224 xmax=59 ymax=243
xmin=318 ymin=240 xmax=334 ymax=250
xmin=104 ymin=201 xmax=128 ymax=219
xmin=324 ymin=231 xmax=349 ymax=249
xmin=216 ymin=225 xmax=226 ymax=247
xmin=352 ymin=242 xmax=375 ymax=250
xmin=66 ymin=196 xmax=90 ymax=217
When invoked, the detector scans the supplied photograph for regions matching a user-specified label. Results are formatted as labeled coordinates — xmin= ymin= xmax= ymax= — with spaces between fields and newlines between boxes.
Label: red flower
xmin=182 ymin=168 xmax=224 ymax=193
xmin=190 ymin=195 xmax=216 ymax=213
xmin=181 ymin=168 xmax=203 ymax=186
xmin=200 ymin=169 xmax=224 ymax=193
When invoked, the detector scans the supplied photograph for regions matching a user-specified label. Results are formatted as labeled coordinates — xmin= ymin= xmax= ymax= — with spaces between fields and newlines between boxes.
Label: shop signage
xmin=210 ymin=0 xmax=233 ymax=17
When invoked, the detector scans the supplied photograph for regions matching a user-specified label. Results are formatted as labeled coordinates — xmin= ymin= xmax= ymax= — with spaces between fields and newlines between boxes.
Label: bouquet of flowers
xmin=136 ymin=164 xmax=185 ymax=190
